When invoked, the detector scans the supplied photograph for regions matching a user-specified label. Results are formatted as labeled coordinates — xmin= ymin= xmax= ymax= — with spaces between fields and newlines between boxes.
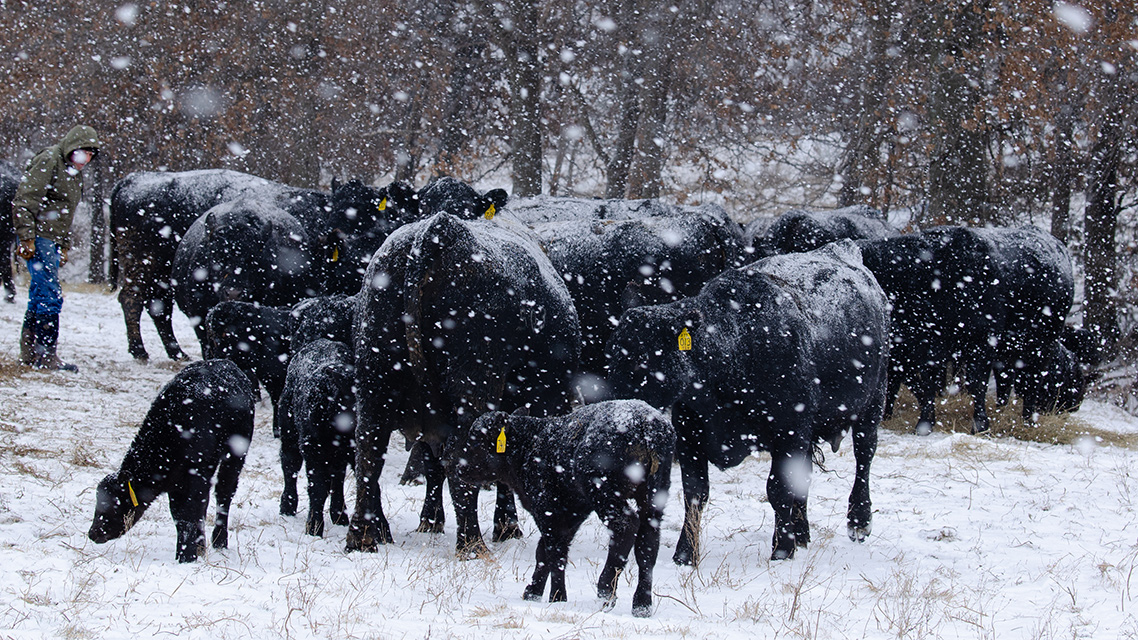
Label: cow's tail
xmin=403 ymin=214 xmax=468 ymax=392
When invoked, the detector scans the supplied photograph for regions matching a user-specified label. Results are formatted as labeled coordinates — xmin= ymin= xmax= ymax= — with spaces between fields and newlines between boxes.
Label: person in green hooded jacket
xmin=12 ymin=125 xmax=101 ymax=372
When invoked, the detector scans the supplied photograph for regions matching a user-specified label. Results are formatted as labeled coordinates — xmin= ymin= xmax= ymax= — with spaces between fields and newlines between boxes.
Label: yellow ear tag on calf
xmin=496 ymin=426 xmax=507 ymax=453
xmin=484 ymin=204 xmax=496 ymax=220
xmin=128 ymin=481 xmax=139 ymax=507
xmin=332 ymin=246 xmax=339 ymax=262
xmin=378 ymin=197 xmax=387 ymax=212
xmin=678 ymin=328 xmax=692 ymax=351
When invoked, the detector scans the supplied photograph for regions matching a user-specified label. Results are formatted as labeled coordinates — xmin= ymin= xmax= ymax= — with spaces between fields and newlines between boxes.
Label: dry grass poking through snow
xmin=882 ymin=386 xmax=1138 ymax=449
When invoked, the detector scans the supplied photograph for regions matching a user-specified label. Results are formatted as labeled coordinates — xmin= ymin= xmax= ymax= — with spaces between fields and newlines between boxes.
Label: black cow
xmin=204 ymin=300 xmax=292 ymax=436
xmin=324 ymin=180 xmax=420 ymax=295
xmin=861 ymin=227 xmax=1006 ymax=434
xmin=172 ymin=196 xmax=317 ymax=351
xmin=417 ymin=176 xmax=508 ymax=221
xmin=762 ymin=205 xmax=896 ymax=256
xmin=607 ymin=241 xmax=890 ymax=563
xmin=290 ymin=294 xmax=356 ymax=355
xmin=1 ymin=159 xmax=20 ymax=303
xmin=87 ymin=360 xmax=255 ymax=563
xmin=976 ymin=227 xmax=1075 ymax=419
xmin=109 ymin=169 xmax=329 ymax=361
xmin=348 ymin=213 xmax=580 ymax=556
xmin=509 ymin=196 xmax=746 ymax=381
xmin=445 ymin=401 xmax=674 ymax=617
xmin=278 ymin=338 xmax=356 ymax=537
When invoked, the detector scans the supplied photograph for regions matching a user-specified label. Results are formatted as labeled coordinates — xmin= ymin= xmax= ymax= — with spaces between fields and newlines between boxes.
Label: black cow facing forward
xmin=324 ymin=180 xmax=420 ymax=296
xmin=348 ymin=212 xmax=580 ymax=556
xmin=87 ymin=360 xmax=255 ymax=562
xmin=417 ymin=176 xmax=508 ymax=221
xmin=1 ymin=159 xmax=19 ymax=303
xmin=607 ymin=241 xmax=890 ymax=563
xmin=762 ymin=205 xmax=896 ymax=256
xmin=445 ymin=401 xmax=674 ymax=617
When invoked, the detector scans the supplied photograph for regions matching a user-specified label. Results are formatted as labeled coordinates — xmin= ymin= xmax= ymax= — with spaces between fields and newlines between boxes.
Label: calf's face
xmin=444 ymin=412 xmax=511 ymax=488
xmin=88 ymin=473 xmax=146 ymax=544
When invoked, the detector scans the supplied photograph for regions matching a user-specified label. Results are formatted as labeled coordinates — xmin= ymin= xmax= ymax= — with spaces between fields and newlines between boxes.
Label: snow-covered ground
xmin=1 ymin=284 xmax=1137 ymax=640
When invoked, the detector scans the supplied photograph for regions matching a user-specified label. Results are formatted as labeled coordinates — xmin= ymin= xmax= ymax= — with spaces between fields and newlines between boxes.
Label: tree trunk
xmin=1050 ymin=106 xmax=1075 ymax=243
xmin=506 ymin=0 xmax=543 ymax=197
xmin=1083 ymin=103 xmax=1122 ymax=357
xmin=838 ymin=0 xmax=891 ymax=208
xmin=926 ymin=0 xmax=992 ymax=226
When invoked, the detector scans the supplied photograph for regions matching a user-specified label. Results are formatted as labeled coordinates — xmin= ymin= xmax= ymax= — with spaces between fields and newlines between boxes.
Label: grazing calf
xmin=445 ymin=401 xmax=674 ymax=618
xmin=204 ymin=301 xmax=292 ymax=435
xmin=277 ymin=339 xmax=356 ymax=537
xmin=87 ymin=360 xmax=255 ymax=563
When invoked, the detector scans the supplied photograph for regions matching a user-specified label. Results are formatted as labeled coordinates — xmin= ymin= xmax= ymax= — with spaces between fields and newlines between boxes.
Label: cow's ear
xmin=681 ymin=308 xmax=703 ymax=331
xmin=485 ymin=188 xmax=509 ymax=211
xmin=511 ymin=406 xmax=529 ymax=417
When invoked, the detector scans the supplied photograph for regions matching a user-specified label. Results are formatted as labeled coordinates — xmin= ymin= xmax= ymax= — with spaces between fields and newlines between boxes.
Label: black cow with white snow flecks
xmin=277 ymin=338 xmax=356 ymax=537
xmin=348 ymin=212 xmax=580 ymax=556
xmin=507 ymin=195 xmax=747 ymax=381
xmin=109 ymin=169 xmax=330 ymax=361
xmin=88 ymin=359 xmax=256 ymax=563
xmin=606 ymin=240 xmax=890 ymax=564
xmin=445 ymin=400 xmax=674 ymax=617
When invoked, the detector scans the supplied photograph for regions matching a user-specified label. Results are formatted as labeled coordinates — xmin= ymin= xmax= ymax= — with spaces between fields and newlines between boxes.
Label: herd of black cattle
xmin=0 ymin=164 xmax=1101 ymax=617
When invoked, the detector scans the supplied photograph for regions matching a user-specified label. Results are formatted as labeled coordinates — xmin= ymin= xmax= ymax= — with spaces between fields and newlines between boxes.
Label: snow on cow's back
xmin=745 ymin=240 xmax=888 ymax=344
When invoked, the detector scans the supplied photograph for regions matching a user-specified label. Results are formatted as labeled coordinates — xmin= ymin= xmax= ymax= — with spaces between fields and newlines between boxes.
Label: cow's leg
xmin=964 ymin=357 xmax=992 ymax=434
xmin=673 ymin=406 xmax=708 ymax=566
xmin=631 ymin=500 xmax=663 ymax=617
xmin=768 ymin=445 xmax=810 ymax=560
xmin=882 ymin=369 xmax=902 ymax=420
xmin=305 ymin=466 xmax=330 ymax=537
xmin=278 ymin=413 xmax=302 ymax=517
xmin=120 ymin=293 xmax=149 ymax=361
xmin=909 ymin=370 xmax=939 ymax=436
xmin=523 ymin=534 xmax=554 ymax=601
xmin=328 ymin=457 xmax=349 ymax=527
xmin=212 ymin=448 xmax=247 ymax=550
xmin=492 ymin=483 xmax=522 ymax=541
xmin=848 ymin=410 xmax=880 ymax=543
xmin=449 ymin=479 xmax=487 ymax=558
xmin=2 ymin=248 xmax=15 ymax=303
xmin=546 ymin=535 xmax=573 ymax=603
xmin=597 ymin=508 xmax=637 ymax=609
xmin=170 ymin=477 xmax=210 ymax=563
xmin=415 ymin=446 xmax=446 ymax=534
xmin=148 ymin=294 xmax=187 ymax=360
xmin=346 ymin=423 xmax=394 ymax=551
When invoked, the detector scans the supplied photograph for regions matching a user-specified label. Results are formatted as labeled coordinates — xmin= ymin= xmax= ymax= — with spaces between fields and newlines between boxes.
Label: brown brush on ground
xmin=881 ymin=386 xmax=1138 ymax=448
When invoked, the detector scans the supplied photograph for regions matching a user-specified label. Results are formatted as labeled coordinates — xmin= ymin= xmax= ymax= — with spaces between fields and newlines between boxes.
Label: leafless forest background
xmin=1 ymin=0 xmax=1137 ymax=362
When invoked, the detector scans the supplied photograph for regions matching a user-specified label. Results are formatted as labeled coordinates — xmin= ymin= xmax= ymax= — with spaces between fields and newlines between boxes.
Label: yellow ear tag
xmin=678 ymin=328 xmax=692 ymax=351
xmin=496 ymin=426 xmax=507 ymax=453
xmin=484 ymin=204 xmax=496 ymax=220
xmin=127 ymin=481 xmax=139 ymax=507
xmin=332 ymin=246 xmax=339 ymax=262
xmin=378 ymin=197 xmax=387 ymax=212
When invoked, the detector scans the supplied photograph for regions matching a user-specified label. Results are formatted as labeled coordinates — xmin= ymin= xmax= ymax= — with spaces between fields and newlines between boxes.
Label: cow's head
xmin=88 ymin=472 xmax=149 ymax=544
xmin=605 ymin=303 xmax=702 ymax=410
xmin=443 ymin=410 xmax=513 ymax=489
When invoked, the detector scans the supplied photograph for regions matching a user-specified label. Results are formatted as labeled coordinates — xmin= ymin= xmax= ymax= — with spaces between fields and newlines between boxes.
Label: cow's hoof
xmin=914 ymin=420 xmax=933 ymax=436
xmin=211 ymin=526 xmax=228 ymax=549
xmin=522 ymin=589 xmax=543 ymax=602
xmin=632 ymin=603 xmax=653 ymax=618
xmin=305 ymin=518 xmax=324 ymax=537
xmin=415 ymin=519 xmax=445 ymax=534
xmin=848 ymin=523 xmax=871 ymax=543
xmin=672 ymin=546 xmax=696 ymax=566
xmin=492 ymin=521 xmax=523 ymax=542
xmin=331 ymin=511 xmax=349 ymax=526
xmin=771 ymin=547 xmax=795 ymax=561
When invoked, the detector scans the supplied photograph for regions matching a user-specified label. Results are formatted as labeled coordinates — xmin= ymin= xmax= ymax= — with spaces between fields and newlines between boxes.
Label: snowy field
xmin=2 ymin=284 xmax=1138 ymax=640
